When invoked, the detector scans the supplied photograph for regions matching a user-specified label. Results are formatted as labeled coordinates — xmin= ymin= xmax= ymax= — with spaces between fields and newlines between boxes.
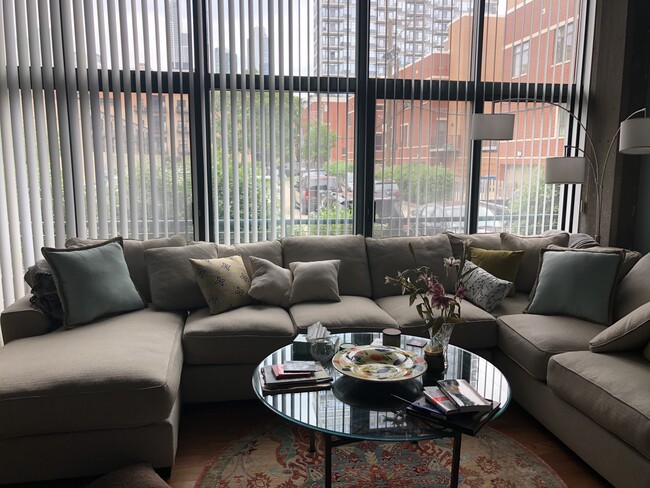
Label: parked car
xmin=294 ymin=175 xmax=341 ymax=214
xmin=337 ymin=179 xmax=402 ymax=210
xmin=411 ymin=203 xmax=504 ymax=235
xmin=373 ymin=198 xmax=410 ymax=237
xmin=374 ymin=180 xmax=401 ymax=201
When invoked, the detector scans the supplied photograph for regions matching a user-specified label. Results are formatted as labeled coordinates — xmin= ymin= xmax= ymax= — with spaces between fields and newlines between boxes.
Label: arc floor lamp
xmin=471 ymin=104 xmax=650 ymax=242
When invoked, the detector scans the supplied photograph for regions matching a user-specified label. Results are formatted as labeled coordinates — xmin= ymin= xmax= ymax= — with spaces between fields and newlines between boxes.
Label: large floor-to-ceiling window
xmin=0 ymin=0 xmax=590 ymax=309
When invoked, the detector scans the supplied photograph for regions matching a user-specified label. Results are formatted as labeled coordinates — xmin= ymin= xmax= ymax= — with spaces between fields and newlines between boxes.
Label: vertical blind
xmin=369 ymin=0 xmax=587 ymax=238
xmin=207 ymin=0 xmax=357 ymax=244
xmin=0 ymin=0 xmax=194 ymax=310
xmin=0 ymin=0 xmax=591 ymax=312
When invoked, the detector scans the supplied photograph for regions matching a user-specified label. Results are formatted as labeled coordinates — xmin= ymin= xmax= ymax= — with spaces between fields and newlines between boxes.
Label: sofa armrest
xmin=1 ymin=295 xmax=54 ymax=345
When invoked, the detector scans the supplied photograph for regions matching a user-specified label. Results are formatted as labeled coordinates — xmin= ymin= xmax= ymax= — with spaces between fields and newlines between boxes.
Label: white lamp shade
xmin=545 ymin=157 xmax=586 ymax=184
xmin=471 ymin=113 xmax=515 ymax=140
xmin=619 ymin=118 xmax=650 ymax=155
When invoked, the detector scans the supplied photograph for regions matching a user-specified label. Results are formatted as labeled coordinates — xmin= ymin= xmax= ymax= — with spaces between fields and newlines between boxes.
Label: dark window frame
xmin=90 ymin=0 xmax=585 ymax=240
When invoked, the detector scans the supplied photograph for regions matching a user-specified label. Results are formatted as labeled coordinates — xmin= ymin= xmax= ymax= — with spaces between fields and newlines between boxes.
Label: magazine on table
xmin=422 ymin=386 xmax=464 ymax=415
xmin=436 ymin=379 xmax=493 ymax=414
xmin=406 ymin=399 xmax=501 ymax=436
xmin=261 ymin=364 xmax=332 ymax=390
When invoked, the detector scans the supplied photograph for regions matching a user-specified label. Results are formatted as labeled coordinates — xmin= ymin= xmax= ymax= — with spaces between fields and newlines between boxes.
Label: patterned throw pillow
xmin=190 ymin=256 xmax=252 ymax=314
xmin=461 ymin=261 xmax=513 ymax=313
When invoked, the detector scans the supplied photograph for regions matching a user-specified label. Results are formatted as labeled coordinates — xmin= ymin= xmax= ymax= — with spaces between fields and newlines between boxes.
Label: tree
xmin=509 ymin=167 xmax=560 ymax=235
xmin=298 ymin=122 xmax=339 ymax=165
xmin=377 ymin=163 xmax=455 ymax=203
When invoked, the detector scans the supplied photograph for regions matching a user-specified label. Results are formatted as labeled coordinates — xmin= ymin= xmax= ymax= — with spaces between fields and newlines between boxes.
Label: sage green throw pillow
xmin=527 ymin=249 xmax=622 ymax=325
xmin=190 ymin=256 xmax=252 ymax=314
xmin=42 ymin=238 xmax=146 ymax=328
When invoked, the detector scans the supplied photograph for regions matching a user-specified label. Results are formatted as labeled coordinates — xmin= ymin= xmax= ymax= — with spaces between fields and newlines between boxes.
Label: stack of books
xmin=260 ymin=360 xmax=333 ymax=395
xmin=405 ymin=379 xmax=500 ymax=435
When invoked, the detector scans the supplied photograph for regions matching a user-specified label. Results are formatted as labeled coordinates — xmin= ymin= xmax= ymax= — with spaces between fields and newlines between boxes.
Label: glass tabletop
xmin=252 ymin=332 xmax=511 ymax=442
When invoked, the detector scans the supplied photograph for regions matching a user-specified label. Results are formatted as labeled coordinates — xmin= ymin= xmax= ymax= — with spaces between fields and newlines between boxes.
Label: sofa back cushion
xmin=216 ymin=240 xmax=283 ymax=277
xmin=500 ymin=232 xmax=569 ymax=293
xmin=144 ymin=243 xmax=218 ymax=310
xmin=66 ymin=235 xmax=187 ymax=302
xmin=366 ymin=234 xmax=453 ymax=299
xmin=615 ymin=253 xmax=650 ymax=321
xmin=446 ymin=232 xmax=501 ymax=259
xmin=282 ymin=235 xmax=372 ymax=297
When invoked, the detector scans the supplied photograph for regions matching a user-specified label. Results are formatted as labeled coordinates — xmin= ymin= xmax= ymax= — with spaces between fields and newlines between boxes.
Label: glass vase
xmin=424 ymin=321 xmax=455 ymax=374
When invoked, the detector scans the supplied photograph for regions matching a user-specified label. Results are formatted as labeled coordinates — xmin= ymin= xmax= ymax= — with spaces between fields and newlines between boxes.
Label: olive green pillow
xmin=42 ymin=238 xmax=146 ymax=328
xmin=190 ymin=256 xmax=252 ymax=314
xmin=470 ymin=247 xmax=524 ymax=296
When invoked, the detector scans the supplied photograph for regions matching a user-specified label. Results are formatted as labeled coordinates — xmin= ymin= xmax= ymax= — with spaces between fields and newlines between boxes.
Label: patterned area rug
xmin=195 ymin=423 xmax=566 ymax=488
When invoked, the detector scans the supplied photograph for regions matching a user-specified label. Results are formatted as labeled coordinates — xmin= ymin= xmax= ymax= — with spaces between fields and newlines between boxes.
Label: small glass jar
xmin=309 ymin=337 xmax=338 ymax=363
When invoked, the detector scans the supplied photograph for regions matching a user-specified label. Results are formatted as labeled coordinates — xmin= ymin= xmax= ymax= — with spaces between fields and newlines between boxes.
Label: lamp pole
xmin=501 ymin=99 xmax=645 ymax=242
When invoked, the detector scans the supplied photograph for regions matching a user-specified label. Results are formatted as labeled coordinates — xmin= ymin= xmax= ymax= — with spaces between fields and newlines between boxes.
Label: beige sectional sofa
xmin=0 ymin=232 xmax=648 ymax=486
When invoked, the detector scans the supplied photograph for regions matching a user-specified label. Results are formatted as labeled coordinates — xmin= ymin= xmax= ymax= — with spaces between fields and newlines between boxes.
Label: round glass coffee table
xmin=252 ymin=332 xmax=510 ymax=488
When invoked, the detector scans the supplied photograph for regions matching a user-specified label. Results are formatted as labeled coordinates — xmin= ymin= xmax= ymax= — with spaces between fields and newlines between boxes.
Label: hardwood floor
xmin=167 ymin=399 xmax=612 ymax=488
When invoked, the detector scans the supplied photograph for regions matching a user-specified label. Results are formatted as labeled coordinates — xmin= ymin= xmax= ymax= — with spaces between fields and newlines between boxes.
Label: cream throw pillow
xmin=289 ymin=260 xmax=341 ymax=304
xmin=190 ymin=256 xmax=252 ymax=314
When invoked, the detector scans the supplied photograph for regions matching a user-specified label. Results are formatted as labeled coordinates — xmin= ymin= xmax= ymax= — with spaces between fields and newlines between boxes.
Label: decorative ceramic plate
xmin=332 ymin=345 xmax=427 ymax=382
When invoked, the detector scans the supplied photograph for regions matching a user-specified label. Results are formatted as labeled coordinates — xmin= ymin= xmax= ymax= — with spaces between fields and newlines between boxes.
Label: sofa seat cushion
xmin=0 ymin=307 xmax=184 ymax=439
xmin=490 ymin=292 xmax=530 ymax=317
xmin=183 ymin=305 xmax=295 ymax=366
xmin=548 ymin=350 xmax=650 ymax=459
xmin=375 ymin=295 xmax=497 ymax=349
xmin=290 ymin=296 xmax=397 ymax=332
xmin=497 ymin=314 xmax=605 ymax=381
